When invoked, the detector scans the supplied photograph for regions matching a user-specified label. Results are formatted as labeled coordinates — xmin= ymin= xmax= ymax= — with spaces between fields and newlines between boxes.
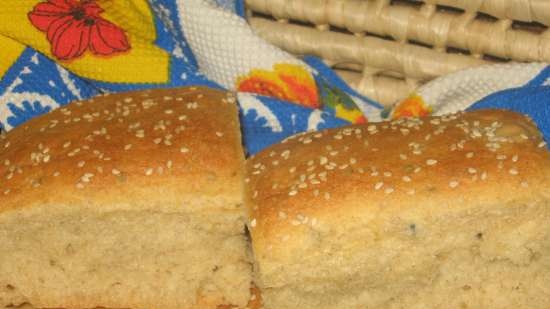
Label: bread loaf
xmin=0 ymin=87 xmax=252 ymax=309
xmin=245 ymin=109 xmax=550 ymax=309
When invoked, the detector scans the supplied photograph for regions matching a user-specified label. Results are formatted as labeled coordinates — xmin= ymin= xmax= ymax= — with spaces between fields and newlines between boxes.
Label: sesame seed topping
xmin=53 ymin=171 xmax=60 ymax=177
xmin=374 ymin=182 xmax=384 ymax=190
xmin=480 ymin=172 xmax=488 ymax=181
xmin=124 ymin=144 xmax=132 ymax=150
xmin=384 ymin=187 xmax=394 ymax=194
xmin=426 ymin=159 xmax=438 ymax=166
xmin=512 ymin=155 xmax=519 ymax=162
xmin=467 ymin=167 xmax=477 ymax=174
xmin=509 ymin=168 xmax=519 ymax=175
xmin=145 ymin=168 xmax=154 ymax=176
xmin=250 ymin=219 xmax=257 ymax=228
xmin=112 ymin=169 xmax=121 ymax=175
xmin=216 ymin=132 xmax=224 ymax=137
xmin=449 ymin=180 xmax=459 ymax=188
xmin=496 ymin=154 xmax=507 ymax=160
xmin=466 ymin=152 xmax=474 ymax=158
xmin=77 ymin=161 xmax=86 ymax=168
xmin=538 ymin=141 xmax=547 ymax=148
xmin=288 ymin=190 xmax=297 ymax=196
xmin=135 ymin=130 xmax=145 ymax=138
xmin=180 ymin=147 xmax=189 ymax=153
xmin=521 ymin=181 xmax=529 ymax=188
xmin=402 ymin=176 xmax=411 ymax=182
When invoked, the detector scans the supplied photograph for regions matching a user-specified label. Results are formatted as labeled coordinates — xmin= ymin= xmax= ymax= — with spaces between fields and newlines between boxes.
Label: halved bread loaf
xmin=246 ymin=109 xmax=550 ymax=309
xmin=0 ymin=87 xmax=251 ymax=309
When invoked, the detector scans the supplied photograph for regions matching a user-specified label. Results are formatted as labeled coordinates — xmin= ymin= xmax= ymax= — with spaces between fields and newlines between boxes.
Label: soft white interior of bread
xmin=259 ymin=198 xmax=550 ymax=309
xmin=0 ymin=205 xmax=251 ymax=309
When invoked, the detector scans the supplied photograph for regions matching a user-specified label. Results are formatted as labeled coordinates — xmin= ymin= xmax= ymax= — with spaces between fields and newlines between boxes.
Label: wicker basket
xmin=245 ymin=0 xmax=550 ymax=106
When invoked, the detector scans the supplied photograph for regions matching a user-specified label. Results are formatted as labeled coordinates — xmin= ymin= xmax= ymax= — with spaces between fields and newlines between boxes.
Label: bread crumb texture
xmin=0 ymin=87 xmax=252 ymax=309
xmin=246 ymin=109 xmax=550 ymax=309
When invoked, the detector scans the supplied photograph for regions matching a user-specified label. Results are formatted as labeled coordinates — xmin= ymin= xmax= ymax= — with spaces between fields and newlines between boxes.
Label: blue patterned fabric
xmin=469 ymin=67 xmax=550 ymax=145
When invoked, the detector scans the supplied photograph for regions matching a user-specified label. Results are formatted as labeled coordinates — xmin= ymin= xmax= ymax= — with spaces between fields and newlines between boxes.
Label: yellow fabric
xmin=0 ymin=0 xmax=170 ymax=83
xmin=0 ymin=36 xmax=26 ymax=79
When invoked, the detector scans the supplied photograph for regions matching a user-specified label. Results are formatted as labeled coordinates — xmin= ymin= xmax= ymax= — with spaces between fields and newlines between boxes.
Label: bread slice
xmin=245 ymin=109 xmax=550 ymax=309
xmin=0 ymin=87 xmax=251 ymax=309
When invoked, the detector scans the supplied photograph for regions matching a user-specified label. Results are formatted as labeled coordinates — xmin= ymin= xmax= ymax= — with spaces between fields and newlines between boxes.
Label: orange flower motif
xmin=237 ymin=64 xmax=319 ymax=108
xmin=391 ymin=94 xmax=433 ymax=119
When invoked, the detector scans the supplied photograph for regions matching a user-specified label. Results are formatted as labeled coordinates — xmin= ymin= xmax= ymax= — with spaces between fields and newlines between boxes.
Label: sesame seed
xmin=77 ymin=161 xmax=86 ymax=168
xmin=278 ymin=211 xmax=287 ymax=219
xmin=449 ymin=180 xmax=459 ymax=188
xmin=3 ymin=189 xmax=10 ymax=195
xmin=216 ymin=132 xmax=224 ymax=137
xmin=135 ymin=130 xmax=145 ymax=138
xmin=384 ymin=172 xmax=392 ymax=177
xmin=496 ymin=154 xmax=507 ymax=160
xmin=509 ymin=168 xmax=519 ymax=175
xmin=407 ymin=189 xmax=416 ymax=195
xmin=468 ymin=167 xmax=477 ymax=174
xmin=288 ymin=190 xmax=297 ymax=196
xmin=324 ymin=192 xmax=331 ymax=200
xmin=374 ymin=182 xmax=384 ymax=190
xmin=166 ymin=160 xmax=173 ymax=169
xmin=426 ymin=159 xmax=438 ymax=166
xmin=538 ymin=141 xmax=547 ymax=148
xmin=402 ymin=176 xmax=411 ymax=182
xmin=521 ymin=181 xmax=529 ymax=188
xmin=63 ymin=141 xmax=71 ymax=148
xmin=319 ymin=156 xmax=328 ymax=165
xmin=399 ymin=154 xmax=407 ymax=160
xmin=180 ymin=147 xmax=189 ymax=153
xmin=145 ymin=168 xmax=154 ymax=176
xmin=124 ymin=144 xmax=132 ymax=150
xmin=384 ymin=187 xmax=394 ymax=194
xmin=512 ymin=155 xmax=519 ymax=162
xmin=112 ymin=169 xmax=121 ymax=175
xmin=250 ymin=219 xmax=257 ymax=228
xmin=53 ymin=171 xmax=60 ymax=177
xmin=466 ymin=152 xmax=474 ymax=158
xmin=76 ymin=183 xmax=85 ymax=189
xmin=481 ymin=172 xmax=488 ymax=181
xmin=154 ymin=138 xmax=162 ymax=144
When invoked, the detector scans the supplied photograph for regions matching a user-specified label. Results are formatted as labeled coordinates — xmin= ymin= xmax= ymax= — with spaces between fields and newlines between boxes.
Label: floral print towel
xmin=0 ymin=0 xmax=548 ymax=155
xmin=0 ymin=0 xmax=381 ymax=155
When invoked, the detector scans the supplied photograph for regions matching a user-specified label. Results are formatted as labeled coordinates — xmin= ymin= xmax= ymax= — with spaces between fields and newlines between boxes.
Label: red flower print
xmin=28 ymin=0 xmax=131 ymax=60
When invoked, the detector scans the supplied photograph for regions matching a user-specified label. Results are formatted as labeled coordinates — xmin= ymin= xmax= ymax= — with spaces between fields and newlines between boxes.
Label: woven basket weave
xmin=245 ymin=0 xmax=550 ymax=106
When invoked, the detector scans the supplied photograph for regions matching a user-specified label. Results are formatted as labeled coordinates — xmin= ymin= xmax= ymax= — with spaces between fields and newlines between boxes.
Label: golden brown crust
xmin=0 ymin=86 xmax=244 ymax=213
xmin=245 ymin=109 xmax=550 ymax=259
